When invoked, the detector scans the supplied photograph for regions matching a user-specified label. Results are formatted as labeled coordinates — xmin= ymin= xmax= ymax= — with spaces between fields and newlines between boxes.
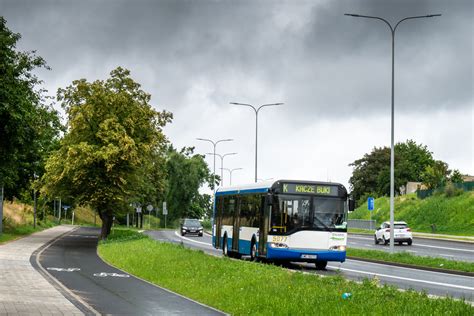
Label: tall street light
xmin=221 ymin=167 xmax=243 ymax=186
xmin=196 ymin=138 xmax=233 ymax=191
xmin=230 ymin=102 xmax=283 ymax=182
xmin=206 ymin=152 xmax=237 ymax=186
xmin=345 ymin=13 xmax=441 ymax=253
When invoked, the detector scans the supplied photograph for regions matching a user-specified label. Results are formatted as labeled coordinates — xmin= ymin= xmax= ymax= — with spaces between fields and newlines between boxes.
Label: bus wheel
xmin=222 ymin=236 xmax=228 ymax=257
xmin=250 ymin=240 xmax=257 ymax=261
xmin=315 ymin=261 xmax=327 ymax=270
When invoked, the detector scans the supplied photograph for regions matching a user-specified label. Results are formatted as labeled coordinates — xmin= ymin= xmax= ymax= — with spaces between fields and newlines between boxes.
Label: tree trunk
xmin=0 ymin=185 xmax=3 ymax=235
xmin=99 ymin=210 xmax=113 ymax=240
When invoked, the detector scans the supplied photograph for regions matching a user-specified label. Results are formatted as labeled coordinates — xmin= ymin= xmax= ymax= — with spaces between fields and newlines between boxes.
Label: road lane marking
xmin=350 ymin=236 xmax=474 ymax=253
xmin=174 ymin=231 xmax=213 ymax=247
xmin=47 ymin=267 xmax=81 ymax=272
xmin=330 ymin=266 xmax=474 ymax=291
xmin=93 ymin=272 xmax=130 ymax=278
xmin=414 ymin=243 xmax=474 ymax=253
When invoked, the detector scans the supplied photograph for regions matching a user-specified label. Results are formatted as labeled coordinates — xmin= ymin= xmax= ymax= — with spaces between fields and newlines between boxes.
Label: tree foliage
xmin=349 ymin=140 xmax=436 ymax=204
xmin=421 ymin=160 xmax=451 ymax=189
xmin=0 ymin=17 xmax=62 ymax=198
xmin=165 ymin=146 xmax=213 ymax=221
xmin=42 ymin=67 xmax=172 ymax=238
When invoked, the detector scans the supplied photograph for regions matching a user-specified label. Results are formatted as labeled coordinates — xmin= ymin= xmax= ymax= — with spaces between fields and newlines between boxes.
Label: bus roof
xmin=216 ymin=180 xmax=275 ymax=196
xmin=216 ymin=179 xmax=346 ymax=196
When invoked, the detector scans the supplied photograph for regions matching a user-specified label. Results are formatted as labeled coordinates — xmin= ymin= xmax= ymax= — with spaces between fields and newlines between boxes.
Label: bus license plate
xmin=301 ymin=254 xmax=317 ymax=259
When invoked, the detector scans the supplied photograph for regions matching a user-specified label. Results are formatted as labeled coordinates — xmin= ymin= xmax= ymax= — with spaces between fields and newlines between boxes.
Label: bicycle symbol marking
xmin=47 ymin=267 xmax=81 ymax=272
xmin=93 ymin=272 xmax=130 ymax=278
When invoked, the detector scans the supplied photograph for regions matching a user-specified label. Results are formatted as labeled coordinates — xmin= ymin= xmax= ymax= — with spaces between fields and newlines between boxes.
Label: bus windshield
xmin=313 ymin=197 xmax=345 ymax=230
xmin=271 ymin=195 xmax=346 ymax=233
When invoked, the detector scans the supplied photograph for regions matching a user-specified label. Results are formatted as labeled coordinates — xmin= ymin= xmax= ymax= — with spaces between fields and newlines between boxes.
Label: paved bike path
xmin=39 ymin=226 xmax=224 ymax=315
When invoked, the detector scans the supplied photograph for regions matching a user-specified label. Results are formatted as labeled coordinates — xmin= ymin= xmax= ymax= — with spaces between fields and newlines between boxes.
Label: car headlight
xmin=269 ymin=242 xmax=288 ymax=248
xmin=182 ymin=227 xmax=187 ymax=230
xmin=329 ymin=245 xmax=346 ymax=251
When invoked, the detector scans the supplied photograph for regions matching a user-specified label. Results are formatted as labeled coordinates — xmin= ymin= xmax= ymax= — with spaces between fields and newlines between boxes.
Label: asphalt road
xmin=145 ymin=230 xmax=474 ymax=303
xmin=38 ymin=227 xmax=224 ymax=315
xmin=348 ymin=234 xmax=474 ymax=262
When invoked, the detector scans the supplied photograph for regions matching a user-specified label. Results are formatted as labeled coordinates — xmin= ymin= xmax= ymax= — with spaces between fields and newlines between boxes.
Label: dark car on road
xmin=180 ymin=218 xmax=203 ymax=236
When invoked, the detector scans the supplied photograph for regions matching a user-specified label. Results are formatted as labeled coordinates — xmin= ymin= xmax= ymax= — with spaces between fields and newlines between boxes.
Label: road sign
xmin=368 ymin=197 xmax=374 ymax=211
xmin=136 ymin=206 xmax=142 ymax=213
xmin=146 ymin=204 xmax=153 ymax=212
xmin=162 ymin=202 xmax=167 ymax=215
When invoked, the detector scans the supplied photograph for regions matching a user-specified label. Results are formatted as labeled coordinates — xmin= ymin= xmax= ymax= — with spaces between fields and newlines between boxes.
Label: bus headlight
xmin=269 ymin=242 xmax=288 ymax=249
xmin=329 ymin=245 xmax=346 ymax=251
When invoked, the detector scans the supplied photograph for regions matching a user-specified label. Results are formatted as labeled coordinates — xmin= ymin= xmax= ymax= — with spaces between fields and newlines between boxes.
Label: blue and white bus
xmin=212 ymin=180 xmax=354 ymax=269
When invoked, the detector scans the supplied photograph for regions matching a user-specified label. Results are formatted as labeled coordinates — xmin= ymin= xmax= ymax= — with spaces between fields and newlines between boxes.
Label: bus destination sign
xmin=281 ymin=183 xmax=338 ymax=196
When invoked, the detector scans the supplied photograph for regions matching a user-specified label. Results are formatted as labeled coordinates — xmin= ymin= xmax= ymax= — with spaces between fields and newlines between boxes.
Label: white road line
xmin=174 ymin=231 xmax=213 ymax=247
xmin=330 ymin=266 xmax=474 ymax=291
xmin=406 ymin=250 xmax=419 ymax=253
xmin=350 ymin=236 xmax=474 ymax=253
xmin=415 ymin=243 xmax=474 ymax=253
xmin=439 ymin=254 xmax=455 ymax=257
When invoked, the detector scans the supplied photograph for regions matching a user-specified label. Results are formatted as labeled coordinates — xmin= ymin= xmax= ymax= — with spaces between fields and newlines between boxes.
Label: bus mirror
xmin=348 ymin=199 xmax=355 ymax=212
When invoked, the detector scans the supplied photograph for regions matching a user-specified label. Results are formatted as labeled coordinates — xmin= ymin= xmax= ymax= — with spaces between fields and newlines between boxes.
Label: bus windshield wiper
xmin=313 ymin=216 xmax=331 ymax=230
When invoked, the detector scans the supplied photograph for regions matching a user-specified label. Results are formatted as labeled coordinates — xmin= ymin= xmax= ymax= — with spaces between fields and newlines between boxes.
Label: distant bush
xmin=444 ymin=182 xmax=463 ymax=197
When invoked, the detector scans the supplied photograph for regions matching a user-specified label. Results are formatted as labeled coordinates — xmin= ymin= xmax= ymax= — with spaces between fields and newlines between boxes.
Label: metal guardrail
xmin=347 ymin=219 xmax=377 ymax=230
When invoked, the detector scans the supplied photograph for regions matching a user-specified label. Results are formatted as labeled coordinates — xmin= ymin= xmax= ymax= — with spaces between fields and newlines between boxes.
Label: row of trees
xmin=349 ymin=140 xmax=464 ymax=205
xmin=0 ymin=18 xmax=213 ymax=238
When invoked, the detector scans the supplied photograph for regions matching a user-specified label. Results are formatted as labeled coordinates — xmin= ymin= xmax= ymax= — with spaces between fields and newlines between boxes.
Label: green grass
xmin=350 ymin=192 xmax=474 ymax=235
xmin=0 ymin=219 xmax=56 ymax=244
xmin=347 ymin=248 xmax=474 ymax=273
xmin=98 ymin=229 xmax=473 ymax=315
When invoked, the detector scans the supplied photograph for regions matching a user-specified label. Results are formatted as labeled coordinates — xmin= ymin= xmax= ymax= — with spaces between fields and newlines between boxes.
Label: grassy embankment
xmin=0 ymin=201 xmax=102 ymax=243
xmin=0 ymin=200 xmax=56 ymax=243
xmin=349 ymin=192 xmax=474 ymax=236
xmin=98 ymin=229 xmax=473 ymax=315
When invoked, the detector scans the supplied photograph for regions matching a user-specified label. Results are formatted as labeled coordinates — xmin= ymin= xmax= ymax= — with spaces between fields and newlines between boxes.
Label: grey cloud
xmin=1 ymin=0 xmax=472 ymax=126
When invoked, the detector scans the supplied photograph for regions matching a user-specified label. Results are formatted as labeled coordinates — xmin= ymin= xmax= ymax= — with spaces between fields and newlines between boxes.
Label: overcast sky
xmin=2 ymin=0 xmax=473 ymax=192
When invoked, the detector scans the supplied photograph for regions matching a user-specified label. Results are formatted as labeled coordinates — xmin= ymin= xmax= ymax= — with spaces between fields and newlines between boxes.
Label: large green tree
xmin=421 ymin=160 xmax=451 ymax=189
xmin=42 ymin=67 xmax=171 ymax=239
xmin=349 ymin=140 xmax=436 ymax=204
xmin=0 ymin=17 xmax=62 ymax=233
xmin=165 ymin=146 xmax=213 ymax=221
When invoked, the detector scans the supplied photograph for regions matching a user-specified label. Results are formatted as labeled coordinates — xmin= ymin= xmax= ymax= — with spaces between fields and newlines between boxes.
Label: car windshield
xmin=184 ymin=219 xmax=200 ymax=226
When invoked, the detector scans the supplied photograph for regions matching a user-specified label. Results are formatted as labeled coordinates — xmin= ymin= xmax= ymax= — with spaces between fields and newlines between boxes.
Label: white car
xmin=374 ymin=221 xmax=413 ymax=245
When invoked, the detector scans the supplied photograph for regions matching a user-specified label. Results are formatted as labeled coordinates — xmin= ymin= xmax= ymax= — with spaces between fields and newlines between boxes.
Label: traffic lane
xmin=145 ymin=230 xmax=221 ymax=256
xmin=348 ymin=235 xmax=474 ymax=262
xmin=162 ymin=230 xmax=474 ymax=302
xmin=39 ymin=227 xmax=224 ymax=315
xmin=327 ymin=260 xmax=474 ymax=302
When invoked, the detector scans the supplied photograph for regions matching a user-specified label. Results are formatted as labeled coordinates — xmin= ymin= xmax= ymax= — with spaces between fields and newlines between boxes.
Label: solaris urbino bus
xmin=212 ymin=180 xmax=355 ymax=269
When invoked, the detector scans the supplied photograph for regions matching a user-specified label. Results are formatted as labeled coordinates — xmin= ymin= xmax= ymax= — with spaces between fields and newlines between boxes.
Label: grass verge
xmin=347 ymin=248 xmax=474 ymax=273
xmin=98 ymin=229 xmax=473 ymax=315
xmin=0 ymin=220 xmax=56 ymax=244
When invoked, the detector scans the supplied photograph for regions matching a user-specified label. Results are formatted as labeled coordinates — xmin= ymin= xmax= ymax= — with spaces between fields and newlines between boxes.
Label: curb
xmin=347 ymin=256 xmax=474 ymax=277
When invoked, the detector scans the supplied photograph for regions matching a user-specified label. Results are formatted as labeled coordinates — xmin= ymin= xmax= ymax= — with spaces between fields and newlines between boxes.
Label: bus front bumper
xmin=266 ymin=246 xmax=346 ymax=262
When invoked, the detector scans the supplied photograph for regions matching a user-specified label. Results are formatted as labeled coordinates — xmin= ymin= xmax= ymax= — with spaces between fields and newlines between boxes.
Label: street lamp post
xmin=230 ymin=102 xmax=283 ymax=183
xmin=196 ymin=138 xmax=233 ymax=191
xmin=206 ymin=152 xmax=237 ymax=186
xmin=345 ymin=13 xmax=441 ymax=253
xmin=221 ymin=168 xmax=243 ymax=186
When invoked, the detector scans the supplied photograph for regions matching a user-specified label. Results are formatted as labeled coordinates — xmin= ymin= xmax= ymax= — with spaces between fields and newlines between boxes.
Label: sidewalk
xmin=0 ymin=225 xmax=83 ymax=315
